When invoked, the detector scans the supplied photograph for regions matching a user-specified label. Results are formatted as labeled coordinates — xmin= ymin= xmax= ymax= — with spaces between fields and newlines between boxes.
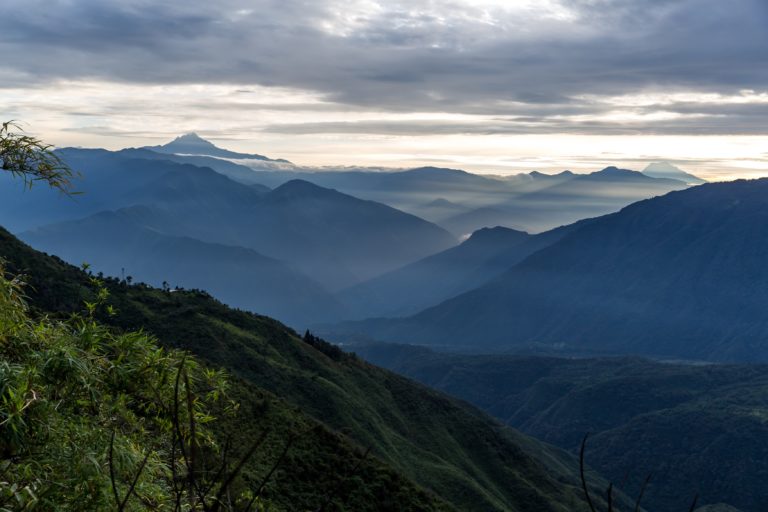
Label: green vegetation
xmin=0 ymin=261 xmax=453 ymax=511
xmin=355 ymin=343 xmax=768 ymax=511
xmin=0 ymin=122 xmax=76 ymax=194
xmin=0 ymin=267 xmax=245 ymax=510
xmin=0 ymin=224 xmax=626 ymax=511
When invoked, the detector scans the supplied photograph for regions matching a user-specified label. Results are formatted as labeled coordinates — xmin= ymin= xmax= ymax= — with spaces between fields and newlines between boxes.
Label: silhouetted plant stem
xmin=580 ymin=433 xmax=597 ymax=512
xmin=634 ymin=473 xmax=652 ymax=512
xmin=688 ymin=494 xmax=699 ymax=512
xmin=210 ymin=429 xmax=270 ymax=512
xmin=118 ymin=450 xmax=151 ymax=511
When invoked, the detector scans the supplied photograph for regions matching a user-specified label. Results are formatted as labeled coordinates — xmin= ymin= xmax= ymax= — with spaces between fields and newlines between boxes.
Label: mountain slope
xmin=20 ymin=207 xmax=344 ymax=326
xmin=242 ymin=179 xmax=458 ymax=290
xmin=337 ymin=226 xmax=557 ymax=320
xmin=354 ymin=342 xmax=768 ymax=512
xmin=0 ymin=225 xmax=620 ymax=512
xmin=343 ymin=179 xmax=768 ymax=361
xmin=118 ymin=147 xmax=274 ymax=185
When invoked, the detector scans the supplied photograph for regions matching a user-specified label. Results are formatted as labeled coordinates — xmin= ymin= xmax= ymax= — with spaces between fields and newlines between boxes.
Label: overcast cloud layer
xmin=2 ymin=0 xmax=768 ymax=177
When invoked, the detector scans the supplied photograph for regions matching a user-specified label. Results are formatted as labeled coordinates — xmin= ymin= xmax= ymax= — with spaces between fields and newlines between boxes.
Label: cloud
xmin=1 ymin=0 xmax=768 ymax=176
xmin=2 ymin=1 xmax=767 ymax=104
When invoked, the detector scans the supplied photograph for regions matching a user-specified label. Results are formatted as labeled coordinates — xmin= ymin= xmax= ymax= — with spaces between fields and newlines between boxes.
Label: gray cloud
xmin=1 ymin=0 xmax=768 ymax=135
xmin=263 ymin=112 xmax=768 ymax=137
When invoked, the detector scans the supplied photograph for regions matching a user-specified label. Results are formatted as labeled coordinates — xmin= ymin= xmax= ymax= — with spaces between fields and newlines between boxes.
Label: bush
xmin=0 ymin=268 xmax=262 ymax=511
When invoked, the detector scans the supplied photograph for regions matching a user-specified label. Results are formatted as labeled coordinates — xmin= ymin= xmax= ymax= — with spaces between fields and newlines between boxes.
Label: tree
xmin=0 ymin=121 xmax=77 ymax=194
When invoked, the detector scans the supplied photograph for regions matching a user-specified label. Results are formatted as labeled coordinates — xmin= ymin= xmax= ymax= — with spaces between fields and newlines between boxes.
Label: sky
xmin=2 ymin=0 xmax=768 ymax=180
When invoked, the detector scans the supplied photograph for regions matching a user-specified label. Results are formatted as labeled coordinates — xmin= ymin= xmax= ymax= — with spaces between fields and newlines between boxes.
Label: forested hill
xmin=0 ymin=225 xmax=624 ymax=511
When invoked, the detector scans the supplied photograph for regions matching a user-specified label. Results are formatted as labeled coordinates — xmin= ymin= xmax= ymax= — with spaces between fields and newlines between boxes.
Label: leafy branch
xmin=0 ymin=121 xmax=78 ymax=195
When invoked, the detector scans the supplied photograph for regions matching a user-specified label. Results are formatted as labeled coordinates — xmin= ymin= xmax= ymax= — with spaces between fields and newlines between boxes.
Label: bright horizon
xmin=3 ymin=0 xmax=768 ymax=181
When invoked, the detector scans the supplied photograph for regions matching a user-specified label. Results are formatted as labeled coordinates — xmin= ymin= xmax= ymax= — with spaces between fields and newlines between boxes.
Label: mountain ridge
xmin=144 ymin=132 xmax=290 ymax=162
xmin=336 ymin=179 xmax=768 ymax=361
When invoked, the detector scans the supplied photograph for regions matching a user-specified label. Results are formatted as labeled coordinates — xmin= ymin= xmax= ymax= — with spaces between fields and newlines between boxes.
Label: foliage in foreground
xmin=0 ymin=122 xmax=76 ymax=195
xmin=0 ymin=268 xmax=269 ymax=511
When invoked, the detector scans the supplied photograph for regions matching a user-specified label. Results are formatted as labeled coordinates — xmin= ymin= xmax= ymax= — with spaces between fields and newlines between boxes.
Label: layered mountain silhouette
xmin=20 ymin=207 xmax=343 ymax=325
xmin=9 ymin=149 xmax=457 ymax=315
xmin=224 ymin=160 xmax=688 ymax=235
xmin=338 ymin=179 xmax=768 ymax=362
xmin=337 ymin=221 xmax=590 ymax=320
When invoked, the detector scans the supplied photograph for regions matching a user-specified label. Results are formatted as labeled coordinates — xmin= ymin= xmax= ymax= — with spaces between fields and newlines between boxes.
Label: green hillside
xmin=355 ymin=342 xmax=768 ymax=511
xmin=0 ymin=225 xmax=623 ymax=511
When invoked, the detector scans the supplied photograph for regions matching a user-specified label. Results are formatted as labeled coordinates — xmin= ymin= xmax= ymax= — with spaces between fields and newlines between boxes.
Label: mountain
xmin=353 ymin=342 xmax=768 ymax=512
xmin=433 ymin=167 xmax=688 ymax=235
xmin=20 ymin=207 xmax=344 ymax=326
xmin=0 ymin=148 xmax=273 ymax=232
xmin=0 ymin=224 xmax=624 ymax=512
xmin=144 ymin=132 xmax=289 ymax=162
xmin=240 ymin=179 xmax=458 ymax=290
xmin=0 ymin=149 xmax=178 ymax=232
xmin=4 ymin=149 xmax=457 ymax=292
xmin=117 ymin=147 xmax=274 ymax=185
xmin=440 ymin=206 xmax=524 ymax=237
xmin=336 ymin=223 xmax=586 ymax=320
xmin=339 ymin=179 xmax=768 ymax=361
xmin=240 ymin=166 xmax=514 ymax=221
xmin=642 ymin=161 xmax=707 ymax=184
xmin=245 ymin=165 xmax=687 ymax=237
xmin=337 ymin=226 xmax=530 ymax=319
xmin=488 ymin=166 xmax=688 ymax=232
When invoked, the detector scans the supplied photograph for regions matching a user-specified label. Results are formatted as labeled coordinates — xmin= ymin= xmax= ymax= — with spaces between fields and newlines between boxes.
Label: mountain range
xmin=2 ymin=135 xmax=701 ymax=330
xmin=9 ymin=148 xmax=457 ymax=325
xmin=19 ymin=207 xmax=344 ymax=325
xmin=234 ymin=164 xmax=691 ymax=235
xmin=336 ymin=221 xmax=591 ymax=320
xmin=133 ymin=133 xmax=696 ymax=235
xmin=335 ymin=179 xmax=768 ymax=362
xmin=0 ymin=223 xmax=627 ymax=512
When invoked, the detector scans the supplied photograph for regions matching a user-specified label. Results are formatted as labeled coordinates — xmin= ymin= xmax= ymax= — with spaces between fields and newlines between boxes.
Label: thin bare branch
xmin=579 ymin=433 xmax=597 ymax=512
xmin=109 ymin=430 xmax=121 ymax=509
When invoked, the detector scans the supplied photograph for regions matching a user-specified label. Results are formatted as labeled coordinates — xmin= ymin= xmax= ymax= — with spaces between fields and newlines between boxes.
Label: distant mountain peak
xmin=528 ymin=170 xmax=575 ymax=179
xmin=172 ymin=132 xmax=212 ymax=144
xmin=597 ymin=166 xmax=633 ymax=175
xmin=162 ymin=133 xmax=222 ymax=152
xmin=586 ymin=166 xmax=649 ymax=181
xmin=642 ymin=162 xmax=706 ymax=184
xmin=408 ymin=166 xmax=471 ymax=176
xmin=146 ymin=133 xmax=287 ymax=163
xmin=467 ymin=226 xmax=529 ymax=243
xmin=270 ymin=179 xmax=342 ymax=200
